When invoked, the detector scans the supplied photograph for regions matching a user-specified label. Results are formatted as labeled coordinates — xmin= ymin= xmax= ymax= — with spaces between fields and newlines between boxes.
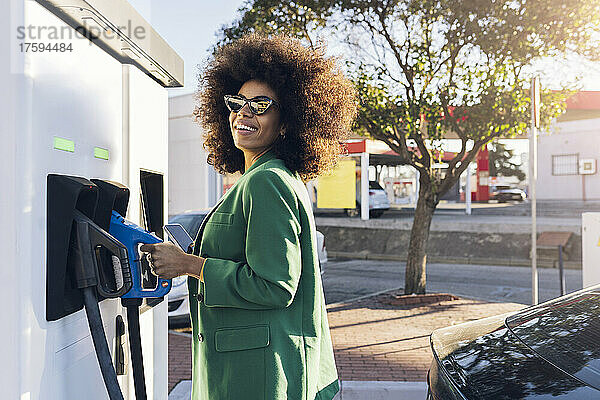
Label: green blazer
xmin=188 ymin=151 xmax=339 ymax=400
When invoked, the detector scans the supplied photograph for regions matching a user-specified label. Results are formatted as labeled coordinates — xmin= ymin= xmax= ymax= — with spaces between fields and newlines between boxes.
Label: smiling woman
xmin=144 ymin=34 xmax=358 ymax=400
xmin=195 ymin=34 xmax=357 ymax=181
xmin=226 ymin=80 xmax=283 ymax=170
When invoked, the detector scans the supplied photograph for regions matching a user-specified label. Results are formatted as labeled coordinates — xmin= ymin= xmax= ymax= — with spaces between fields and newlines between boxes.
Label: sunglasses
xmin=223 ymin=94 xmax=280 ymax=115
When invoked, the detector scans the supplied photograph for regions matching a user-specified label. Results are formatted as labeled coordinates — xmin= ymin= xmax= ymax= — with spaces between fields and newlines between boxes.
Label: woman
xmin=141 ymin=34 xmax=357 ymax=400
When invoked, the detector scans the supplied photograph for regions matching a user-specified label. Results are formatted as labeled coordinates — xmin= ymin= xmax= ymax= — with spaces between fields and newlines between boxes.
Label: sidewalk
xmin=315 ymin=213 xmax=582 ymax=235
xmin=326 ymin=291 xmax=524 ymax=382
xmin=168 ymin=332 xmax=193 ymax=393
xmin=168 ymin=290 xmax=524 ymax=398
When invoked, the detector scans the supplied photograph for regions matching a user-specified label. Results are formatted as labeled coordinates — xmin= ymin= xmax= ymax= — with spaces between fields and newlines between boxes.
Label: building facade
xmin=537 ymin=92 xmax=600 ymax=201
xmin=168 ymin=93 xmax=222 ymax=216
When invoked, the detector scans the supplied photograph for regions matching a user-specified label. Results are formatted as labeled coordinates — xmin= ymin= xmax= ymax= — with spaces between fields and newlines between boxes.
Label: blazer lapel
xmin=192 ymin=196 xmax=226 ymax=256
xmin=188 ymin=196 xmax=226 ymax=300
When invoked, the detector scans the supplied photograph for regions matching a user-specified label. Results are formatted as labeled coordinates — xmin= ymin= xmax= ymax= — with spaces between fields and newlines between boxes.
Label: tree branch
xmin=438 ymin=138 xmax=485 ymax=195
xmin=376 ymin=9 xmax=415 ymax=100
xmin=390 ymin=125 xmax=429 ymax=175
xmin=439 ymin=45 xmax=467 ymax=140
xmin=446 ymin=136 xmax=468 ymax=175
xmin=408 ymin=131 xmax=431 ymax=170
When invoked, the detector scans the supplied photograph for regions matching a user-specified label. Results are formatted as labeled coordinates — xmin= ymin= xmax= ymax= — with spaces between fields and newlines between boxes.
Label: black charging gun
xmin=70 ymin=210 xmax=132 ymax=400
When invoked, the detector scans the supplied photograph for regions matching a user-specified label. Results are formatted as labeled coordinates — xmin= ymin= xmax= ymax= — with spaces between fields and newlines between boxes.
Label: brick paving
xmin=327 ymin=291 xmax=524 ymax=382
xmin=168 ymin=332 xmax=192 ymax=392
xmin=168 ymin=291 xmax=525 ymax=392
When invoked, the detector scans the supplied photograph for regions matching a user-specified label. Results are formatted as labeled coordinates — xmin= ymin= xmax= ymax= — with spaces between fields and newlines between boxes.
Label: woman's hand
xmin=139 ymin=242 xmax=204 ymax=279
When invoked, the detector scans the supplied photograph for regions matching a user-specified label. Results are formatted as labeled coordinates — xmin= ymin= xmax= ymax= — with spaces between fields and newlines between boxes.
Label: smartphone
xmin=163 ymin=223 xmax=194 ymax=253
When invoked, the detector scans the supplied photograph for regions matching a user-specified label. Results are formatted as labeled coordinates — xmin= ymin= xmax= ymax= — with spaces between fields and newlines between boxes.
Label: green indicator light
xmin=53 ymin=137 xmax=75 ymax=153
xmin=94 ymin=147 xmax=109 ymax=160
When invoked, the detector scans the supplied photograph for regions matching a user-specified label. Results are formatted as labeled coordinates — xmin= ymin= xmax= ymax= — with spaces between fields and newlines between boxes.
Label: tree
xmin=219 ymin=0 xmax=331 ymax=49
xmin=220 ymin=0 xmax=600 ymax=294
xmin=489 ymin=141 xmax=526 ymax=182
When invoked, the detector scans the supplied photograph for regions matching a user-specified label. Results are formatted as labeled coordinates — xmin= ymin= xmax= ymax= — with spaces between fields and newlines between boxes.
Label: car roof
xmin=171 ymin=209 xmax=211 ymax=216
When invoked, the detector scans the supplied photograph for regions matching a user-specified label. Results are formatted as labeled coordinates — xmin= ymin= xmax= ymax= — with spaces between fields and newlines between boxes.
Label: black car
xmin=428 ymin=286 xmax=600 ymax=399
xmin=168 ymin=210 xmax=209 ymax=240
xmin=490 ymin=187 xmax=527 ymax=202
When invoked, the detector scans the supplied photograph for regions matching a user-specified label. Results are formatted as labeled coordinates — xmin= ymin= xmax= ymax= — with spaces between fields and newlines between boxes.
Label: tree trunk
xmin=405 ymin=181 xmax=437 ymax=294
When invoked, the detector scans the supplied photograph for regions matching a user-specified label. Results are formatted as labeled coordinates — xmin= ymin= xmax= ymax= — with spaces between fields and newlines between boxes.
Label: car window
xmin=168 ymin=214 xmax=205 ymax=237
xmin=369 ymin=181 xmax=384 ymax=190
xmin=188 ymin=215 xmax=205 ymax=238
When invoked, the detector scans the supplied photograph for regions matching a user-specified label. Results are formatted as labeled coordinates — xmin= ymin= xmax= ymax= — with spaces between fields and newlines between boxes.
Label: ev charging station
xmin=583 ymin=213 xmax=600 ymax=288
xmin=1 ymin=0 xmax=183 ymax=399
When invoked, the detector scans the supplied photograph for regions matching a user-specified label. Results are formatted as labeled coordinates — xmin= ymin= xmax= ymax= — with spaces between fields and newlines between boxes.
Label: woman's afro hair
xmin=194 ymin=34 xmax=358 ymax=181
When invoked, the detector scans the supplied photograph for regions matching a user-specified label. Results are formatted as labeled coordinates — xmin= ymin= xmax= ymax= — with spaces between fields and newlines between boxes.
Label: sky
xmin=127 ymin=0 xmax=246 ymax=96
xmin=127 ymin=1 xmax=600 ymax=98
xmin=123 ymin=1 xmax=600 ymax=164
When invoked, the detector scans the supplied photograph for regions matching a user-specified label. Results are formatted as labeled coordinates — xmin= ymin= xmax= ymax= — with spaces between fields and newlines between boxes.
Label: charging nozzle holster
xmin=71 ymin=210 xmax=132 ymax=297
xmin=46 ymin=174 xmax=171 ymax=321
xmin=46 ymin=175 xmax=133 ymax=321
xmin=46 ymin=174 xmax=166 ymax=400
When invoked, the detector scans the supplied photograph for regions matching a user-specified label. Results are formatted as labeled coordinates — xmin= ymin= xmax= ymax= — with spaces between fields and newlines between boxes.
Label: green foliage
xmin=220 ymin=0 xmax=600 ymax=294
xmin=488 ymin=141 xmax=526 ymax=181
xmin=220 ymin=0 xmax=599 ymax=198
xmin=219 ymin=1 xmax=332 ymax=49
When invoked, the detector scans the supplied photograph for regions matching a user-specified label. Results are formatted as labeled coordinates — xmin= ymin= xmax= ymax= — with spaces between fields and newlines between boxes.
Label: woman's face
xmin=228 ymin=80 xmax=282 ymax=157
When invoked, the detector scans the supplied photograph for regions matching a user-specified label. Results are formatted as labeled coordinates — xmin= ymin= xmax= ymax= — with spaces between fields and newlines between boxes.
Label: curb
xmin=326 ymin=286 xmax=404 ymax=309
xmin=327 ymin=251 xmax=582 ymax=269
xmin=168 ymin=380 xmax=428 ymax=400
xmin=326 ymin=286 xmax=528 ymax=308
xmin=169 ymin=330 xmax=192 ymax=338
xmin=169 ymin=380 xmax=192 ymax=400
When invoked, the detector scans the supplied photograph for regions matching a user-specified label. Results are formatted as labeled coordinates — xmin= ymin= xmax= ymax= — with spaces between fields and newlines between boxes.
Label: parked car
xmin=166 ymin=210 xmax=209 ymax=328
xmin=167 ymin=210 xmax=328 ymax=328
xmin=490 ymin=186 xmax=526 ymax=202
xmin=344 ymin=180 xmax=391 ymax=218
xmin=427 ymin=285 xmax=600 ymax=399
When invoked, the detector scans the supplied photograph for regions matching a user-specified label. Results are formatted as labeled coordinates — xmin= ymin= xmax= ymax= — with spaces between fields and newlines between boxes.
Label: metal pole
xmin=361 ymin=152 xmax=369 ymax=220
xmin=465 ymin=163 xmax=472 ymax=215
xmin=530 ymin=125 xmax=538 ymax=305
xmin=530 ymin=77 xmax=539 ymax=305
xmin=558 ymin=245 xmax=566 ymax=296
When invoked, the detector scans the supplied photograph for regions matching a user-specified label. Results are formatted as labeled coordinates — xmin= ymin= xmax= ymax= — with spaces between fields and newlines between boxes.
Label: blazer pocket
xmin=215 ymin=325 xmax=268 ymax=399
xmin=215 ymin=325 xmax=270 ymax=352
xmin=208 ymin=211 xmax=233 ymax=226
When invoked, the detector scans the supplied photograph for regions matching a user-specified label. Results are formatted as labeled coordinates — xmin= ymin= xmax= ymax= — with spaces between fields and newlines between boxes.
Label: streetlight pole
xmin=530 ymin=77 xmax=541 ymax=305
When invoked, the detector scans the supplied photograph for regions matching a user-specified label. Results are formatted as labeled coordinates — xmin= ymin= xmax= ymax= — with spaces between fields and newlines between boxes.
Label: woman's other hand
xmin=139 ymin=242 xmax=204 ymax=279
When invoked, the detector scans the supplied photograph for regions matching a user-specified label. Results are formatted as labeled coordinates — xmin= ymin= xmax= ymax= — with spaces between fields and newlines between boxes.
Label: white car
xmin=344 ymin=180 xmax=391 ymax=218
xmin=167 ymin=211 xmax=328 ymax=328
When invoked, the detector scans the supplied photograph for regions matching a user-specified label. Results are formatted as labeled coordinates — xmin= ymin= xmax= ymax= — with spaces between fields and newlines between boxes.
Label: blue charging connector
xmin=108 ymin=210 xmax=172 ymax=400
xmin=109 ymin=211 xmax=171 ymax=299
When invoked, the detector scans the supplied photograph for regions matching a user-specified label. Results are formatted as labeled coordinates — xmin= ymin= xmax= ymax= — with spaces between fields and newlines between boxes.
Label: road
xmin=322 ymin=259 xmax=584 ymax=305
